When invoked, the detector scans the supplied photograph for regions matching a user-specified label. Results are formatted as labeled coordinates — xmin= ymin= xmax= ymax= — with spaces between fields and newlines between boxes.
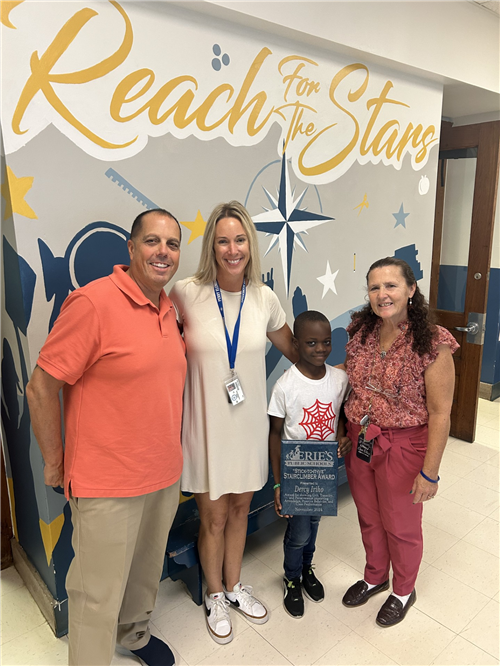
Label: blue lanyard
xmin=213 ymin=280 xmax=246 ymax=371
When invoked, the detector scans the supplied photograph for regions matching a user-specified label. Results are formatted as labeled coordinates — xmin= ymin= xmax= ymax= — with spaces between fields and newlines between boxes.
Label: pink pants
xmin=345 ymin=421 xmax=428 ymax=595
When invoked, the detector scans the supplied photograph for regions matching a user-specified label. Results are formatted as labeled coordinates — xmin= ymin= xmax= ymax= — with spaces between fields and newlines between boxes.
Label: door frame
xmin=430 ymin=120 xmax=500 ymax=442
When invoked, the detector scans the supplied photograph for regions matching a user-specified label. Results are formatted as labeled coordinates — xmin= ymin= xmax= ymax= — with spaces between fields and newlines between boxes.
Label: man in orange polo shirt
xmin=27 ymin=209 xmax=186 ymax=666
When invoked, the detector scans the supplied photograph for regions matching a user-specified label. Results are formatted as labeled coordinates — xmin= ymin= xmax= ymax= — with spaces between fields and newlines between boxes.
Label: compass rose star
xmin=393 ymin=203 xmax=409 ymax=228
xmin=317 ymin=261 xmax=339 ymax=298
xmin=252 ymin=150 xmax=334 ymax=296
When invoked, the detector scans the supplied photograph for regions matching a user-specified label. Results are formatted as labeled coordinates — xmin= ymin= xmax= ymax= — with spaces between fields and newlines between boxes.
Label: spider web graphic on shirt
xmin=299 ymin=400 xmax=336 ymax=440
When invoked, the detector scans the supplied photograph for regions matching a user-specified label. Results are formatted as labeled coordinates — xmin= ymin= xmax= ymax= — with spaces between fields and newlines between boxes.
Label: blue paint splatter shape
xmin=39 ymin=221 xmax=130 ymax=331
xmin=3 ymin=237 xmax=36 ymax=335
xmin=212 ymin=58 xmax=221 ymax=71
xmin=213 ymin=44 xmax=221 ymax=56
xmin=394 ymin=244 xmax=423 ymax=281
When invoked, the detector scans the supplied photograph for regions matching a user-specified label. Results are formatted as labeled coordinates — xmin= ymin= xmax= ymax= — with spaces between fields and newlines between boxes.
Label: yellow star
xmin=39 ymin=514 xmax=65 ymax=566
xmin=1 ymin=1 xmax=24 ymax=29
xmin=179 ymin=491 xmax=194 ymax=504
xmin=1 ymin=166 xmax=37 ymax=219
xmin=180 ymin=210 xmax=206 ymax=244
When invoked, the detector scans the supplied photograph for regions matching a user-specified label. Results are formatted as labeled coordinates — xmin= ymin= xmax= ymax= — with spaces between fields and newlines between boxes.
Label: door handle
xmin=455 ymin=323 xmax=480 ymax=335
xmin=453 ymin=313 xmax=485 ymax=344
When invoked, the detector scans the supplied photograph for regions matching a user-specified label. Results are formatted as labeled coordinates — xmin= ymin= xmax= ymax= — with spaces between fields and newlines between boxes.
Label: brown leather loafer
xmin=376 ymin=589 xmax=416 ymax=627
xmin=342 ymin=579 xmax=390 ymax=607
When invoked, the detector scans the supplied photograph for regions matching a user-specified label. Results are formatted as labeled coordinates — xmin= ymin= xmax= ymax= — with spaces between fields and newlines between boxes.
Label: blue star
xmin=252 ymin=150 xmax=334 ymax=295
xmin=393 ymin=203 xmax=410 ymax=228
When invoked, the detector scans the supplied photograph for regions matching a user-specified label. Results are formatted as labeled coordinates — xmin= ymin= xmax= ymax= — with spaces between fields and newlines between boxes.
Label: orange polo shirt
xmin=37 ymin=265 xmax=186 ymax=499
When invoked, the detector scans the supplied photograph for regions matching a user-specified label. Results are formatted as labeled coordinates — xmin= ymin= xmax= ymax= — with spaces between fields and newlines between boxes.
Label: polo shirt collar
xmin=110 ymin=265 xmax=171 ymax=311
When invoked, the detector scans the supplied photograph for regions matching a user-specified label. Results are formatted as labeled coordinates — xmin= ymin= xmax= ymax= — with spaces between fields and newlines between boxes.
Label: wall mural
xmin=1 ymin=0 xmax=442 ymax=629
xmin=3 ymin=2 xmax=438 ymax=173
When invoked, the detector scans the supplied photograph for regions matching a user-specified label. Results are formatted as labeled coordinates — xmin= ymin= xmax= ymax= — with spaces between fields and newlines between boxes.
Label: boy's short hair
xmin=293 ymin=310 xmax=330 ymax=338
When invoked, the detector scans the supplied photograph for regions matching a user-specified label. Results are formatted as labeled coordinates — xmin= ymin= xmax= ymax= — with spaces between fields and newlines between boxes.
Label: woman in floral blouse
xmin=341 ymin=257 xmax=458 ymax=627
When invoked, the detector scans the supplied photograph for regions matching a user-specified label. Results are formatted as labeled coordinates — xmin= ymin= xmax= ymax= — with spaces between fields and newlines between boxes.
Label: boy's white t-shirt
xmin=268 ymin=364 xmax=349 ymax=441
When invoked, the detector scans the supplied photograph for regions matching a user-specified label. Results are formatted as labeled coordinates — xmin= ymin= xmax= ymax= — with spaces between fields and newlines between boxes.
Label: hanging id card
xmin=215 ymin=280 xmax=246 ymax=406
xmin=356 ymin=415 xmax=373 ymax=463
xmin=356 ymin=433 xmax=374 ymax=463
xmin=225 ymin=372 xmax=245 ymax=406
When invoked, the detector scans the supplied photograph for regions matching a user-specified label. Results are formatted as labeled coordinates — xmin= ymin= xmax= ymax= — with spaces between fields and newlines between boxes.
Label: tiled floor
xmin=2 ymin=398 xmax=499 ymax=666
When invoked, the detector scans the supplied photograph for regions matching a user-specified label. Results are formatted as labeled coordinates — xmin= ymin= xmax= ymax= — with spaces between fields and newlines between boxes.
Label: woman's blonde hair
xmin=194 ymin=201 xmax=263 ymax=285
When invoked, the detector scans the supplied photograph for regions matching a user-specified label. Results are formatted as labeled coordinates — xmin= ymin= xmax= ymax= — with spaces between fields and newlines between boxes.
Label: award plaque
xmin=280 ymin=440 xmax=338 ymax=516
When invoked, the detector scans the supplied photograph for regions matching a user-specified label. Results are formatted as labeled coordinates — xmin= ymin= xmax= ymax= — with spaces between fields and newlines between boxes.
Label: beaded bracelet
xmin=273 ymin=483 xmax=281 ymax=490
xmin=420 ymin=470 xmax=440 ymax=483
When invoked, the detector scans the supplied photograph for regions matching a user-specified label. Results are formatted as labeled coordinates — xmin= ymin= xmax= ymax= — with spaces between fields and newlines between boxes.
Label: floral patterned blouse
xmin=344 ymin=320 xmax=459 ymax=428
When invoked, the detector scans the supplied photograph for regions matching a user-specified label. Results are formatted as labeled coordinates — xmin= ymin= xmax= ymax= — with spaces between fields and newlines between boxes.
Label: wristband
xmin=420 ymin=470 xmax=440 ymax=483
xmin=273 ymin=483 xmax=281 ymax=490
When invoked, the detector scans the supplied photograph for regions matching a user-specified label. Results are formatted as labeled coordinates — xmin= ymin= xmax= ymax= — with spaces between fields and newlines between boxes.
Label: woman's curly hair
xmin=349 ymin=257 xmax=436 ymax=356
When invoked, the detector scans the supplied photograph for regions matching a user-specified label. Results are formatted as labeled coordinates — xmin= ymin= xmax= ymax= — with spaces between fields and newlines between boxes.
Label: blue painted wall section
xmin=2 ymin=239 xmax=52 ymax=589
xmin=437 ymin=264 xmax=500 ymax=389
xmin=437 ymin=265 xmax=468 ymax=313
xmin=484 ymin=268 xmax=500 ymax=388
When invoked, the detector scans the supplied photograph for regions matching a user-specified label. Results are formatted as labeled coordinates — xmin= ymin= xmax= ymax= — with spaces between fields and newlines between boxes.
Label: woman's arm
xmin=411 ymin=344 xmax=455 ymax=503
xmin=267 ymin=324 xmax=299 ymax=364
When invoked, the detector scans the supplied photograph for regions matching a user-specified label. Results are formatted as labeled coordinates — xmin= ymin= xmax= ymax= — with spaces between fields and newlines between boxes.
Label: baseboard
xmin=479 ymin=383 xmax=492 ymax=400
xmin=493 ymin=382 xmax=500 ymax=402
xmin=480 ymin=382 xmax=500 ymax=401
xmin=11 ymin=538 xmax=68 ymax=637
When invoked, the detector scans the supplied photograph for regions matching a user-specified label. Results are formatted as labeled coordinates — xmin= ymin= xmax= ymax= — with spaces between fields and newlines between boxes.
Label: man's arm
xmin=26 ymin=366 xmax=66 ymax=487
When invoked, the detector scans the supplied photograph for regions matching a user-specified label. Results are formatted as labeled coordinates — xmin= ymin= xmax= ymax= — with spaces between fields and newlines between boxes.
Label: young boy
xmin=268 ymin=310 xmax=351 ymax=618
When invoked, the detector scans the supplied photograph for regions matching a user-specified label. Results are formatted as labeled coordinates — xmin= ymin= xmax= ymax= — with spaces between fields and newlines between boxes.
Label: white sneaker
xmin=204 ymin=592 xmax=233 ymax=644
xmin=224 ymin=582 xmax=269 ymax=624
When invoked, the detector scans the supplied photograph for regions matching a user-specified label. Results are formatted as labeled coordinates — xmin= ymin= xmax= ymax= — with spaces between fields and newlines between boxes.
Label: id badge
xmin=356 ymin=432 xmax=374 ymax=463
xmin=225 ymin=373 xmax=245 ymax=406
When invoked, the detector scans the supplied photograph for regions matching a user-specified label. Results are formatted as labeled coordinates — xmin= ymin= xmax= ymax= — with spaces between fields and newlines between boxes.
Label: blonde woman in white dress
xmin=170 ymin=201 xmax=297 ymax=645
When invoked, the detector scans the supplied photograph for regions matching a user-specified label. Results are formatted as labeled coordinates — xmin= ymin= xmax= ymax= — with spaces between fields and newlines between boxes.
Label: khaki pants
xmin=66 ymin=482 xmax=180 ymax=666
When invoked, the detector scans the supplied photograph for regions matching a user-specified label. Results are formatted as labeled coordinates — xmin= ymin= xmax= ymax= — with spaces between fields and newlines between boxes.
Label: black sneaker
xmin=283 ymin=577 xmax=304 ymax=618
xmin=302 ymin=565 xmax=324 ymax=602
